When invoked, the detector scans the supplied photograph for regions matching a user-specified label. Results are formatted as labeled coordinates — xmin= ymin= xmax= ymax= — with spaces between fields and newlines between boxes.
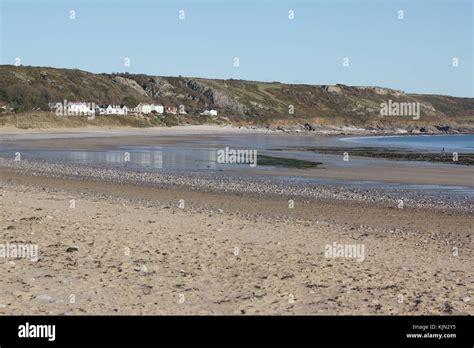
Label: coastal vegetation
xmin=257 ymin=155 xmax=322 ymax=169
xmin=1 ymin=65 xmax=473 ymax=133
xmin=271 ymin=147 xmax=474 ymax=166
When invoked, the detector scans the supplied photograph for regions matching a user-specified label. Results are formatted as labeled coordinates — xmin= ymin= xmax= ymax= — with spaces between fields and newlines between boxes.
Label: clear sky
xmin=0 ymin=0 xmax=472 ymax=97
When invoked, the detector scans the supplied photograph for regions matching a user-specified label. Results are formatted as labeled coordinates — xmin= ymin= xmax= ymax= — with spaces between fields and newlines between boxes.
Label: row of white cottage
xmin=50 ymin=102 xmax=217 ymax=116
xmin=97 ymin=103 xmax=168 ymax=115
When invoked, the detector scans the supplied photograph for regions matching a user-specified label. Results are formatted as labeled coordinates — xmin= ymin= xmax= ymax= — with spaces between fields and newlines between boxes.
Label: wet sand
xmin=1 ymin=126 xmax=473 ymax=187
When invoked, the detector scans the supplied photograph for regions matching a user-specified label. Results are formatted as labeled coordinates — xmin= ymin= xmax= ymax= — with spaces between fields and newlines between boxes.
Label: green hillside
xmin=1 ymin=65 xmax=473 ymax=130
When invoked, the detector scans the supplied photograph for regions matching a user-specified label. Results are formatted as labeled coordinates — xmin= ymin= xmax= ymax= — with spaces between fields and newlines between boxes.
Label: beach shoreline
xmin=1 ymin=122 xmax=474 ymax=138
xmin=1 ymin=157 xmax=473 ymax=213
xmin=1 ymin=127 xmax=473 ymax=187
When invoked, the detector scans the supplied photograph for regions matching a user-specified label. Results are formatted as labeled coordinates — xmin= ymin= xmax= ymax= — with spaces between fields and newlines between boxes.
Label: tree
xmin=122 ymin=95 xmax=139 ymax=108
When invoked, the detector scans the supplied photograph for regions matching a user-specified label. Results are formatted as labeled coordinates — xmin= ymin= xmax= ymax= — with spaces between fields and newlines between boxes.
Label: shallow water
xmin=340 ymin=134 xmax=474 ymax=152
xmin=2 ymin=133 xmax=471 ymax=170
xmin=1 ymin=133 xmax=472 ymax=199
xmin=0 ymin=135 xmax=436 ymax=172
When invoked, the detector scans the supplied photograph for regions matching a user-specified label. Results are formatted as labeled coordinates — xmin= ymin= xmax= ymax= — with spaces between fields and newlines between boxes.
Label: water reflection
xmin=1 ymin=141 xmax=473 ymax=199
xmin=2 ymin=147 xmax=264 ymax=172
xmin=62 ymin=149 xmax=164 ymax=169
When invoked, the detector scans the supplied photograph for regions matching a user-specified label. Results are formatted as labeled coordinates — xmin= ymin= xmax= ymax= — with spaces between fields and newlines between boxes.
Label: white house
xmin=95 ymin=104 xmax=107 ymax=115
xmin=152 ymin=104 xmax=164 ymax=114
xmin=66 ymin=102 xmax=94 ymax=115
xmin=200 ymin=109 xmax=218 ymax=117
xmin=47 ymin=101 xmax=131 ymax=116
xmin=106 ymin=105 xmax=116 ymax=115
xmin=165 ymin=106 xmax=178 ymax=114
xmin=48 ymin=102 xmax=61 ymax=111
xmin=120 ymin=105 xmax=129 ymax=115
xmin=96 ymin=104 xmax=129 ymax=115
xmin=133 ymin=103 xmax=164 ymax=114
xmin=138 ymin=103 xmax=152 ymax=114
xmin=47 ymin=101 xmax=173 ymax=116
xmin=112 ymin=105 xmax=128 ymax=115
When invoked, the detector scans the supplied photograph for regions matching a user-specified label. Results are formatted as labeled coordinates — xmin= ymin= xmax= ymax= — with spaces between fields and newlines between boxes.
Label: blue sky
xmin=0 ymin=0 xmax=472 ymax=97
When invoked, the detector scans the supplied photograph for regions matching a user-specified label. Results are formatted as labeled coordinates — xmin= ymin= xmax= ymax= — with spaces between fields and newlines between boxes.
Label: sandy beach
xmin=0 ymin=127 xmax=473 ymax=315
xmin=0 ymin=171 xmax=472 ymax=315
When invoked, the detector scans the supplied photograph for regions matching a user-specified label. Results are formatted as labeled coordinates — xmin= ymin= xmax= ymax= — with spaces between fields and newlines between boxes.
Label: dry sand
xmin=0 ymin=171 xmax=472 ymax=315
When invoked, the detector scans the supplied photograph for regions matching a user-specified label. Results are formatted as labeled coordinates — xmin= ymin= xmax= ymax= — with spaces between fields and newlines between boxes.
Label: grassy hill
xmin=1 ymin=65 xmax=473 ymax=131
